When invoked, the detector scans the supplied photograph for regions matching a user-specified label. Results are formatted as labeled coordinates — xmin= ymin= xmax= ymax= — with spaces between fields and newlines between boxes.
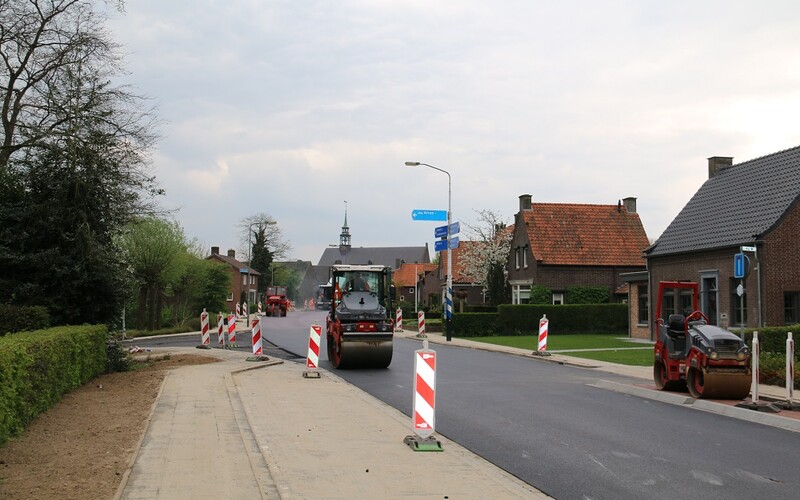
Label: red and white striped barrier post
xmin=404 ymin=339 xmax=442 ymax=451
xmin=396 ymin=308 xmax=404 ymax=332
xmin=251 ymin=316 xmax=262 ymax=355
xmin=417 ymin=310 xmax=426 ymax=338
xmin=217 ymin=312 xmax=225 ymax=347
xmin=787 ymin=332 xmax=794 ymax=405
xmin=534 ymin=314 xmax=550 ymax=356
xmin=258 ymin=301 xmax=263 ymax=316
xmin=199 ymin=308 xmax=210 ymax=347
xmin=228 ymin=313 xmax=237 ymax=347
xmin=303 ymin=325 xmax=322 ymax=378
xmin=243 ymin=301 xmax=248 ymax=319
xmin=235 ymin=302 xmax=241 ymax=319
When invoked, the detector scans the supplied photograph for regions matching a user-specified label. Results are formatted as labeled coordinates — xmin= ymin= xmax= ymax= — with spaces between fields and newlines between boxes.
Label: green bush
xmin=106 ymin=340 xmax=134 ymax=373
xmin=758 ymin=352 xmax=799 ymax=388
xmin=453 ymin=313 xmax=498 ymax=337
xmin=0 ymin=324 xmax=107 ymax=446
xmin=496 ymin=303 xmax=628 ymax=335
xmin=0 ymin=304 xmax=50 ymax=335
xmin=465 ymin=305 xmax=498 ymax=313
xmin=741 ymin=325 xmax=800 ymax=355
xmin=529 ymin=286 xmax=552 ymax=304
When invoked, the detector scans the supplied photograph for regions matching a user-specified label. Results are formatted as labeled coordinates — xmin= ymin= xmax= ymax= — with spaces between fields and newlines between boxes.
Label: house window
xmin=513 ymin=284 xmax=530 ymax=304
xmin=700 ymin=274 xmax=718 ymax=325
xmin=661 ymin=293 xmax=675 ymax=321
xmin=637 ymin=285 xmax=648 ymax=325
xmin=784 ymin=292 xmax=800 ymax=324
xmin=523 ymin=246 xmax=528 ymax=268
xmin=552 ymin=292 xmax=564 ymax=305
xmin=242 ymin=275 xmax=247 ymax=286
xmin=731 ymin=278 xmax=747 ymax=326
xmin=227 ymin=292 xmax=234 ymax=302
xmin=515 ymin=247 xmax=521 ymax=270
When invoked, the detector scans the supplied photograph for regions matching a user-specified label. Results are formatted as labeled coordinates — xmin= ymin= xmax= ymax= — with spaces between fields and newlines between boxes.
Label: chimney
xmin=519 ymin=194 xmax=532 ymax=212
xmin=211 ymin=246 xmax=219 ymax=255
xmin=622 ymin=197 xmax=637 ymax=213
xmin=227 ymin=249 xmax=235 ymax=258
xmin=708 ymin=156 xmax=733 ymax=179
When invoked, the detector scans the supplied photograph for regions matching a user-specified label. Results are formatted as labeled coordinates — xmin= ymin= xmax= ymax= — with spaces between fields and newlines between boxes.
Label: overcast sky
xmin=106 ymin=1 xmax=800 ymax=263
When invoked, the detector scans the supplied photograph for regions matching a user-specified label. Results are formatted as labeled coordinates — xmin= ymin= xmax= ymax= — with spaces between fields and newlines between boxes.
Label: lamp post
xmin=405 ymin=161 xmax=453 ymax=341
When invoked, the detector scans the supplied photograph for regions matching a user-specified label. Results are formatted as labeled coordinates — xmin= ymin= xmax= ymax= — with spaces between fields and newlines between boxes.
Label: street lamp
xmin=405 ymin=161 xmax=453 ymax=342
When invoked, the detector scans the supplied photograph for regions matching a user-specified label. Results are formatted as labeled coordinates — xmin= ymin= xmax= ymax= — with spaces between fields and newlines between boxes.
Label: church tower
xmin=339 ymin=201 xmax=351 ymax=251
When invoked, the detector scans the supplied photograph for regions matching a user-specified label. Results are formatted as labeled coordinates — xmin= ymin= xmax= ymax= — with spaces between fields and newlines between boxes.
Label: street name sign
xmin=434 ymin=221 xmax=460 ymax=238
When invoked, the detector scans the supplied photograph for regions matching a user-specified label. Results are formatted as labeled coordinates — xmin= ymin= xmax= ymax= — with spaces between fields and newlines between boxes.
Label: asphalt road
xmin=133 ymin=310 xmax=800 ymax=499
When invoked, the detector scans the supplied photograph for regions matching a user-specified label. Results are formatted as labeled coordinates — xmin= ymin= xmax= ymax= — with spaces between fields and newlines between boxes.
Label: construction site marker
xmin=404 ymin=340 xmax=443 ymax=452
xmin=258 ymin=301 xmax=262 ymax=316
xmin=532 ymin=314 xmax=551 ymax=356
xmin=246 ymin=315 xmax=269 ymax=362
xmin=736 ymin=331 xmax=780 ymax=413
xmin=777 ymin=332 xmax=800 ymax=410
xmin=197 ymin=308 xmax=211 ymax=349
xmin=217 ymin=312 xmax=225 ymax=347
xmin=228 ymin=313 xmax=238 ymax=347
xmin=395 ymin=308 xmax=403 ymax=332
xmin=303 ymin=324 xmax=322 ymax=378
xmin=416 ymin=310 xmax=426 ymax=338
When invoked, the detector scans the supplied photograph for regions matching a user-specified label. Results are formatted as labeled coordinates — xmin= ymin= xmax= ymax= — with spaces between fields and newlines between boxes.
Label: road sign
xmin=434 ymin=221 xmax=460 ymax=238
xmin=734 ymin=253 xmax=749 ymax=279
xmin=449 ymin=236 xmax=459 ymax=249
xmin=741 ymin=246 xmax=757 ymax=253
xmin=434 ymin=237 xmax=460 ymax=252
xmin=412 ymin=209 xmax=447 ymax=221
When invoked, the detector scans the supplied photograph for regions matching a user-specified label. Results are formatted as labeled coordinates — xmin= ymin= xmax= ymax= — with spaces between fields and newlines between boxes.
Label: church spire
xmin=340 ymin=200 xmax=351 ymax=250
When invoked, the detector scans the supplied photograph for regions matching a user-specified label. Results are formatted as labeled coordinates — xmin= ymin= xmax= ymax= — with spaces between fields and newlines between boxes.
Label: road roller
xmin=653 ymin=281 xmax=751 ymax=399
xmin=325 ymin=264 xmax=395 ymax=369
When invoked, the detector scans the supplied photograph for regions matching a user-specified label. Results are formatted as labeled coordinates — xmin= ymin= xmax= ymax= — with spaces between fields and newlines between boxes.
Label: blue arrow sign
xmin=734 ymin=253 xmax=749 ymax=279
xmin=412 ymin=209 xmax=447 ymax=221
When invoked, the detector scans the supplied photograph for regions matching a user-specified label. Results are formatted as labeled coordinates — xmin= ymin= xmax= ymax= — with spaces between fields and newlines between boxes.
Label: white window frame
xmin=552 ymin=292 xmax=564 ymax=305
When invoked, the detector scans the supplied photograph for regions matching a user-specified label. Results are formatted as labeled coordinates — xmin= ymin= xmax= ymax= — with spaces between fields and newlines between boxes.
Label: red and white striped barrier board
xmin=217 ymin=313 xmax=225 ymax=346
xmin=396 ymin=308 xmax=403 ymax=332
xmin=200 ymin=308 xmax=210 ymax=345
xmin=538 ymin=314 xmax=549 ymax=352
xmin=306 ymin=325 xmax=322 ymax=370
xmin=228 ymin=314 xmax=237 ymax=346
xmin=417 ymin=310 xmax=426 ymax=338
xmin=258 ymin=301 xmax=262 ymax=315
xmin=788 ymin=332 xmax=795 ymax=404
xmin=412 ymin=341 xmax=437 ymax=438
xmin=251 ymin=316 xmax=262 ymax=355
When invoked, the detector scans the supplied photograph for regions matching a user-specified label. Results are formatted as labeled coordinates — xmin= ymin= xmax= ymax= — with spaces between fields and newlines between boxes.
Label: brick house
xmin=644 ymin=147 xmax=800 ymax=336
xmin=393 ymin=262 xmax=438 ymax=307
xmin=507 ymin=194 xmax=649 ymax=305
xmin=207 ymin=246 xmax=260 ymax=312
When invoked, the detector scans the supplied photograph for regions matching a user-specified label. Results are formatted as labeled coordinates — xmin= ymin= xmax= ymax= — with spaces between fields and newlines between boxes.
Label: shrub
xmin=529 ymin=286 xmax=551 ymax=304
xmin=0 ymin=304 xmax=50 ymax=335
xmin=566 ymin=286 xmax=610 ymax=304
xmin=0 ymin=325 xmax=107 ymax=445
xmin=496 ymin=304 xmax=628 ymax=335
xmin=453 ymin=313 xmax=498 ymax=337
xmin=106 ymin=339 xmax=133 ymax=373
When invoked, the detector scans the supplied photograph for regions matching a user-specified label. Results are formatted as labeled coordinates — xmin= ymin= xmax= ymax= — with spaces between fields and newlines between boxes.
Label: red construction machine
xmin=265 ymin=286 xmax=288 ymax=317
xmin=653 ymin=281 xmax=751 ymax=399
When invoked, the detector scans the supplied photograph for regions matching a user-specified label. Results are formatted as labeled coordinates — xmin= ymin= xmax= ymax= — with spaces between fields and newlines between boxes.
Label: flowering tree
xmin=459 ymin=209 xmax=512 ymax=305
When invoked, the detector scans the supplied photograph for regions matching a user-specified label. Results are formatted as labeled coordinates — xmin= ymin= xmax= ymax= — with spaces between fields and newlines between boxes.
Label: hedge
xmin=495 ymin=303 xmax=628 ymax=335
xmin=452 ymin=313 xmax=498 ymax=337
xmin=0 ymin=324 xmax=107 ymax=446
xmin=0 ymin=304 xmax=50 ymax=335
xmin=742 ymin=324 xmax=800 ymax=356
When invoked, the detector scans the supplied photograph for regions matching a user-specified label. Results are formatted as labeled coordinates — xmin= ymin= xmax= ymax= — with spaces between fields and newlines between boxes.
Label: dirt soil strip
xmin=0 ymin=354 xmax=218 ymax=500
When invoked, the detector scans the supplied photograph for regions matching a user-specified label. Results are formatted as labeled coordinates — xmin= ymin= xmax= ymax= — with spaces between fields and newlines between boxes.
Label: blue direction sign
xmin=434 ymin=236 xmax=460 ymax=252
xmin=412 ymin=209 xmax=447 ymax=221
xmin=434 ymin=221 xmax=460 ymax=238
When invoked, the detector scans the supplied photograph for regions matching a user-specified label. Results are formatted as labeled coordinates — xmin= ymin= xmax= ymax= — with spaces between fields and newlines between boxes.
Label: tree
xmin=459 ymin=209 xmax=512 ymax=305
xmin=0 ymin=0 xmax=161 ymax=325
xmin=238 ymin=214 xmax=290 ymax=296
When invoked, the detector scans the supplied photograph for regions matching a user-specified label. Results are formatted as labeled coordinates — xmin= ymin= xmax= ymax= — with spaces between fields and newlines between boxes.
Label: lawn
xmin=470 ymin=334 xmax=654 ymax=366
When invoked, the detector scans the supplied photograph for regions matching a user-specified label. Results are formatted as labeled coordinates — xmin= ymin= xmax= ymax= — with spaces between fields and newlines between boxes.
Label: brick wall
xmin=762 ymin=201 xmax=800 ymax=325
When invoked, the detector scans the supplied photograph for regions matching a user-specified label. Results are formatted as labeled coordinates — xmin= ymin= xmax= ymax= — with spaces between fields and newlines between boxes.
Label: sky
xmin=105 ymin=1 xmax=800 ymax=263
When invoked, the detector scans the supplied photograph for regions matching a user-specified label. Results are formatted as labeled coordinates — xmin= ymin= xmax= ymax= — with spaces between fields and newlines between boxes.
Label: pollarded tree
xmin=459 ymin=209 xmax=513 ymax=305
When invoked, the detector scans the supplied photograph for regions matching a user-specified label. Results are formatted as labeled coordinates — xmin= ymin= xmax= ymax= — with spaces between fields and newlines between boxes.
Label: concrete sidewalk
xmin=117 ymin=331 xmax=798 ymax=499
xmin=117 ymin=347 xmax=546 ymax=499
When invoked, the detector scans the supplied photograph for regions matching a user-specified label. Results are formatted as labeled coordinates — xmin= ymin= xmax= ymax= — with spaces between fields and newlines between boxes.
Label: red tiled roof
xmin=394 ymin=262 xmax=437 ymax=286
xmin=522 ymin=203 xmax=649 ymax=266
xmin=440 ymin=240 xmax=483 ymax=283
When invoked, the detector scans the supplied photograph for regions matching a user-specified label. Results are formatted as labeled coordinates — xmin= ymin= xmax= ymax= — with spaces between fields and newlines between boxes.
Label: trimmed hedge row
xmin=451 ymin=304 xmax=628 ymax=337
xmin=0 ymin=324 xmax=107 ymax=446
xmin=0 ymin=304 xmax=50 ymax=335
xmin=742 ymin=324 xmax=800 ymax=355
xmin=496 ymin=304 xmax=627 ymax=335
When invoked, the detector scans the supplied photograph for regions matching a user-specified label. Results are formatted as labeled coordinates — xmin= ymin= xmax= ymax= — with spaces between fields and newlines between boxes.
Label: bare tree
xmin=459 ymin=209 xmax=512 ymax=305
xmin=0 ymin=0 xmax=130 ymax=171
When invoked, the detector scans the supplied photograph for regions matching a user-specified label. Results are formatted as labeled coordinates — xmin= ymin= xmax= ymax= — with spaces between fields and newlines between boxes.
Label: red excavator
xmin=653 ymin=281 xmax=751 ymax=399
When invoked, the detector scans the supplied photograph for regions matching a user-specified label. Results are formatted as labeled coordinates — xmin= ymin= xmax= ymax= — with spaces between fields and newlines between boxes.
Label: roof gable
xmin=522 ymin=203 xmax=649 ymax=266
xmin=317 ymin=246 xmax=430 ymax=269
xmin=207 ymin=254 xmax=261 ymax=275
xmin=394 ymin=262 xmax=438 ymax=287
xmin=647 ymin=145 xmax=800 ymax=256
